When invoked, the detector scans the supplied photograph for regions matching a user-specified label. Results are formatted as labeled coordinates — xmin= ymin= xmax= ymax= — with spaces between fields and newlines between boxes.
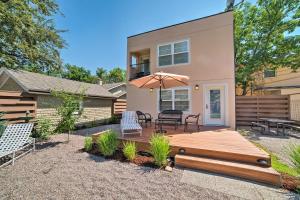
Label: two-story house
xmin=126 ymin=11 xmax=236 ymax=128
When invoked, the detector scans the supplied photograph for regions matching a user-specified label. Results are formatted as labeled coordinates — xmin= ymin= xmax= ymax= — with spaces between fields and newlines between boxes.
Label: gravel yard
xmin=0 ymin=133 xmax=240 ymax=200
xmin=239 ymin=127 xmax=300 ymax=165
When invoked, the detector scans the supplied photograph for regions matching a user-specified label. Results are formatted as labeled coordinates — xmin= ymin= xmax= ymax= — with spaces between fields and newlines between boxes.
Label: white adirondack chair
xmin=0 ymin=123 xmax=35 ymax=167
xmin=120 ymin=111 xmax=142 ymax=137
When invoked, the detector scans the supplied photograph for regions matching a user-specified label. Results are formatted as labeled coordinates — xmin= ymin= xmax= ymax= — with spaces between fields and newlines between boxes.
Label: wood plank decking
xmin=118 ymin=125 xmax=270 ymax=165
xmin=117 ymin=124 xmax=281 ymax=186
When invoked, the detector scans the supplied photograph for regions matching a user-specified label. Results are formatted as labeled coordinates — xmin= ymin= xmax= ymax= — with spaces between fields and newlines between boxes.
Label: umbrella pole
xmin=159 ymin=79 xmax=163 ymax=133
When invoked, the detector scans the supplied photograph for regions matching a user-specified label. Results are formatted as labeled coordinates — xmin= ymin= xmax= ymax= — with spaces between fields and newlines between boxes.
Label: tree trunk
xmin=68 ymin=130 xmax=70 ymax=142
xmin=241 ymin=82 xmax=248 ymax=96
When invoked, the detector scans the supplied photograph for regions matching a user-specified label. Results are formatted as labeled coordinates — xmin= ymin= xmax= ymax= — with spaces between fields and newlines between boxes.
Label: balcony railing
xmin=129 ymin=62 xmax=150 ymax=80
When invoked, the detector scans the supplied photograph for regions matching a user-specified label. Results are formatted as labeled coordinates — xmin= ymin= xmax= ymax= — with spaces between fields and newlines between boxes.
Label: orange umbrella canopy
xmin=130 ymin=72 xmax=189 ymax=89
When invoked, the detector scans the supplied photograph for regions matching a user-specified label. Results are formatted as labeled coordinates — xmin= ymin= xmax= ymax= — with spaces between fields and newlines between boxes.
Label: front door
xmin=204 ymin=85 xmax=225 ymax=126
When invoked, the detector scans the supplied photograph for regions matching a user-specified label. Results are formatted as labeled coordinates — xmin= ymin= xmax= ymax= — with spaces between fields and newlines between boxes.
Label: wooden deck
xmin=117 ymin=124 xmax=281 ymax=186
xmin=118 ymin=125 xmax=270 ymax=165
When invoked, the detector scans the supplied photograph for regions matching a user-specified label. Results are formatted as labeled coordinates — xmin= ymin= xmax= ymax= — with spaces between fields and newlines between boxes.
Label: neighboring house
xmin=126 ymin=11 xmax=236 ymax=128
xmin=254 ymin=68 xmax=300 ymax=121
xmin=255 ymin=68 xmax=300 ymax=95
xmin=0 ymin=68 xmax=116 ymax=125
xmin=103 ymin=82 xmax=126 ymax=99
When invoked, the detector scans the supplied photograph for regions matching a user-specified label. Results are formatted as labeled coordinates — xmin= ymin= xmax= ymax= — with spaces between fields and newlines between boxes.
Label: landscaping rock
xmin=165 ymin=166 xmax=173 ymax=172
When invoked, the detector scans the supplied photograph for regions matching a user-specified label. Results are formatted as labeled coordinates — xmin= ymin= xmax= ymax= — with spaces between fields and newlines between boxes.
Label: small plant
xmin=109 ymin=115 xmax=118 ymax=124
xmin=97 ymin=130 xmax=118 ymax=156
xmin=123 ymin=141 xmax=137 ymax=161
xmin=149 ymin=134 xmax=170 ymax=167
xmin=289 ymin=144 xmax=300 ymax=174
xmin=84 ymin=137 xmax=93 ymax=152
xmin=34 ymin=117 xmax=54 ymax=140
xmin=0 ymin=112 xmax=6 ymax=137
xmin=52 ymin=90 xmax=84 ymax=141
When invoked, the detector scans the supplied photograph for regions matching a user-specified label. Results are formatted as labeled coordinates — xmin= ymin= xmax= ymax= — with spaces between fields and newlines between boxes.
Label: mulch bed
xmin=84 ymin=145 xmax=167 ymax=169
xmin=281 ymin=174 xmax=300 ymax=193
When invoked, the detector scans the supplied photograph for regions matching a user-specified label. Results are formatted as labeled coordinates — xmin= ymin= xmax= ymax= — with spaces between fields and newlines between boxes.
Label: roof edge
xmin=1 ymin=68 xmax=31 ymax=93
xmin=127 ymin=10 xmax=233 ymax=38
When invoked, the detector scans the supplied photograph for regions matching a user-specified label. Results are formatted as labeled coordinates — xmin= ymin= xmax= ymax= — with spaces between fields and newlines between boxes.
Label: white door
xmin=204 ymin=85 xmax=225 ymax=126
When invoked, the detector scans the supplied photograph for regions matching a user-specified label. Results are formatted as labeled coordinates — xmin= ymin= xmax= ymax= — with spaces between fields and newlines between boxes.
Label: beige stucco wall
xmin=36 ymin=95 xmax=112 ymax=127
xmin=126 ymin=12 xmax=235 ymax=128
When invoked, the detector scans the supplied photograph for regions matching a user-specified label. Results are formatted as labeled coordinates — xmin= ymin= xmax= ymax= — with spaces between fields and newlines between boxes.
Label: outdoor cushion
xmin=121 ymin=111 xmax=142 ymax=136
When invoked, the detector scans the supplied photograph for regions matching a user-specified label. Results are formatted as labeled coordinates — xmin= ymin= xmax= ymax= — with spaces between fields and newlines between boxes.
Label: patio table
xmin=259 ymin=118 xmax=295 ymax=135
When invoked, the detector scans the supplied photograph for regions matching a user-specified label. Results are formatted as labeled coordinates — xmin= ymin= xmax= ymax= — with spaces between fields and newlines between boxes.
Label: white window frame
xmin=157 ymin=39 xmax=190 ymax=67
xmin=263 ymin=69 xmax=276 ymax=78
xmin=157 ymin=86 xmax=191 ymax=114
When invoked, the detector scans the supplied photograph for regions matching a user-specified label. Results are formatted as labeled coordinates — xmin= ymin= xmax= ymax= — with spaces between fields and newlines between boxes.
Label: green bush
xmin=123 ymin=141 xmax=137 ymax=161
xmin=84 ymin=137 xmax=93 ymax=152
xmin=34 ymin=117 xmax=54 ymax=140
xmin=149 ymin=134 xmax=170 ymax=167
xmin=109 ymin=115 xmax=118 ymax=124
xmin=0 ymin=112 xmax=6 ymax=138
xmin=97 ymin=130 xmax=118 ymax=156
xmin=289 ymin=144 xmax=300 ymax=174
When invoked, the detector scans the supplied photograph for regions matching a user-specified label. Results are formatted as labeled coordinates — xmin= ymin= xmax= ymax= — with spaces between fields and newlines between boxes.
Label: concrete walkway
xmin=181 ymin=168 xmax=299 ymax=200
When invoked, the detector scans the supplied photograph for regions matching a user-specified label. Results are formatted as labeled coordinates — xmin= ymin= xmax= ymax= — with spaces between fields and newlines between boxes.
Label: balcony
xmin=129 ymin=62 xmax=150 ymax=80
xmin=129 ymin=48 xmax=150 ymax=80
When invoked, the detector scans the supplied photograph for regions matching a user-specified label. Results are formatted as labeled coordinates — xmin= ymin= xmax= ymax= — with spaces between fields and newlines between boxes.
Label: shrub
xmin=109 ymin=115 xmax=118 ymax=124
xmin=149 ymin=134 xmax=170 ymax=167
xmin=34 ymin=117 xmax=54 ymax=140
xmin=84 ymin=137 xmax=93 ymax=152
xmin=289 ymin=144 xmax=300 ymax=174
xmin=97 ymin=130 xmax=118 ymax=156
xmin=0 ymin=112 xmax=6 ymax=137
xmin=123 ymin=141 xmax=137 ymax=161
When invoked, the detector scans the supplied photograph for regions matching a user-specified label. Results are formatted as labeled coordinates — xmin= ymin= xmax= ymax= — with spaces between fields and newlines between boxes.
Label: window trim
xmin=263 ymin=69 xmax=276 ymax=78
xmin=157 ymin=39 xmax=190 ymax=67
xmin=157 ymin=86 xmax=191 ymax=114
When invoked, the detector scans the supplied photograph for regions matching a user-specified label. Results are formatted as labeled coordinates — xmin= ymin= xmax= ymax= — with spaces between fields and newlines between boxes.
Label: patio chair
xmin=184 ymin=114 xmax=201 ymax=132
xmin=0 ymin=123 xmax=35 ymax=168
xmin=136 ymin=111 xmax=152 ymax=127
xmin=121 ymin=111 xmax=142 ymax=137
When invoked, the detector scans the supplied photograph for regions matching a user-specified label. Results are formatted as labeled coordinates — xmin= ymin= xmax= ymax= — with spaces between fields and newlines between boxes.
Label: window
xmin=159 ymin=88 xmax=190 ymax=112
xmin=264 ymin=69 xmax=276 ymax=78
xmin=158 ymin=40 xmax=189 ymax=67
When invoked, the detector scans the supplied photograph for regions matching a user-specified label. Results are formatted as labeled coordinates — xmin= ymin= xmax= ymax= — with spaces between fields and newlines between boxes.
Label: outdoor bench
xmin=158 ymin=110 xmax=183 ymax=124
xmin=282 ymin=123 xmax=300 ymax=135
xmin=251 ymin=122 xmax=268 ymax=133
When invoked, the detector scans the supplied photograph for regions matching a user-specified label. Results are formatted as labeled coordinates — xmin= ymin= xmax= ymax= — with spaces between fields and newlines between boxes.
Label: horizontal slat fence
xmin=236 ymin=95 xmax=290 ymax=126
xmin=0 ymin=90 xmax=36 ymax=124
xmin=113 ymin=99 xmax=127 ymax=115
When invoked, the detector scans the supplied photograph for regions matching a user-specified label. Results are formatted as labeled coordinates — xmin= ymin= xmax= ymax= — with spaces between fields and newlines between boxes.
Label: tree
xmin=96 ymin=67 xmax=107 ymax=83
xmin=62 ymin=64 xmax=98 ymax=83
xmin=96 ymin=67 xmax=126 ymax=84
xmin=106 ymin=67 xmax=126 ymax=83
xmin=52 ymin=90 xmax=83 ymax=141
xmin=234 ymin=0 xmax=300 ymax=95
xmin=0 ymin=0 xmax=65 ymax=72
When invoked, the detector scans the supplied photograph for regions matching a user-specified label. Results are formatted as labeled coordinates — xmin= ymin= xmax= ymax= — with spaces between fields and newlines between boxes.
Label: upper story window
xmin=158 ymin=40 xmax=189 ymax=67
xmin=264 ymin=69 xmax=276 ymax=78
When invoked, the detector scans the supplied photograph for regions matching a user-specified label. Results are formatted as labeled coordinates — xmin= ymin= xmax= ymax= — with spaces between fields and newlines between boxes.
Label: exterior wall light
xmin=194 ymin=84 xmax=199 ymax=90
xmin=150 ymin=88 xmax=154 ymax=93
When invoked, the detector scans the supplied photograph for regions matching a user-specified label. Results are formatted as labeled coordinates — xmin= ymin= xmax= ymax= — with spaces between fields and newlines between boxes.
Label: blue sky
xmin=54 ymin=0 xmax=298 ymax=74
xmin=55 ymin=0 xmax=233 ymax=73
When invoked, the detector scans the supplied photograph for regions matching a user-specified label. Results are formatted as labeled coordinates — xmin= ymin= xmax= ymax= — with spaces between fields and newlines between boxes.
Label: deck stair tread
xmin=175 ymin=154 xmax=281 ymax=186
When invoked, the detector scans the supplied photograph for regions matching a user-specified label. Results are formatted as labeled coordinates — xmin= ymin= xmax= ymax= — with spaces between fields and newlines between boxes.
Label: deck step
xmin=175 ymin=154 xmax=281 ymax=186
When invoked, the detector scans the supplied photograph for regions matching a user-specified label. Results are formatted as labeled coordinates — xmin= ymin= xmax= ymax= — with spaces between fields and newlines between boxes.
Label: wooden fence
xmin=113 ymin=99 xmax=127 ymax=115
xmin=236 ymin=95 xmax=290 ymax=126
xmin=0 ymin=90 xmax=36 ymax=124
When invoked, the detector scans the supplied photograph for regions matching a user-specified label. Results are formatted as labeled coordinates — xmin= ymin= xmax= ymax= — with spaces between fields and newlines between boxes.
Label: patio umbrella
xmin=130 ymin=72 xmax=190 ymax=112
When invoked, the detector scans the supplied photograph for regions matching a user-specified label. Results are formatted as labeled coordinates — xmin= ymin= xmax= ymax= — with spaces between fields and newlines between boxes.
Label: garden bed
xmin=84 ymin=143 xmax=172 ymax=169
